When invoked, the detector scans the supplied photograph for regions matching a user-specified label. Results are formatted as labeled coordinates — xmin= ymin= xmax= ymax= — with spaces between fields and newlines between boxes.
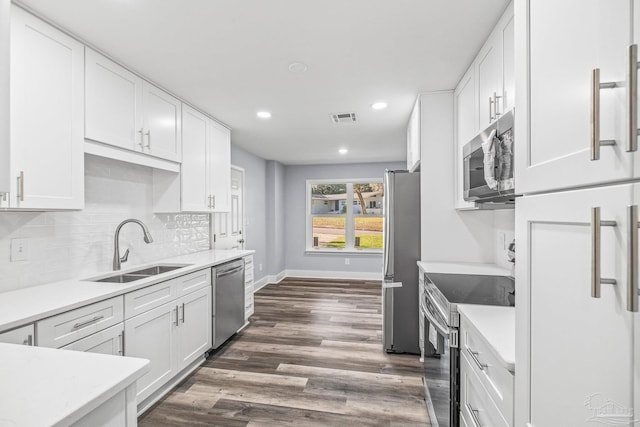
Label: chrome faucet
xmin=113 ymin=219 xmax=154 ymax=270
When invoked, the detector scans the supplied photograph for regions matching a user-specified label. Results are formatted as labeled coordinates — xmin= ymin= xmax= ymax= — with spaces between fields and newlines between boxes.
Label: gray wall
xmin=283 ymin=161 xmax=405 ymax=274
xmin=266 ymin=160 xmax=286 ymax=275
xmin=231 ymin=145 xmax=268 ymax=282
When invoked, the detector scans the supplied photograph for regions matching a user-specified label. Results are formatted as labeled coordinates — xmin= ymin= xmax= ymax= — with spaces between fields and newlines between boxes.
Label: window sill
xmin=304 ymin=249 xmax=383 ymax=256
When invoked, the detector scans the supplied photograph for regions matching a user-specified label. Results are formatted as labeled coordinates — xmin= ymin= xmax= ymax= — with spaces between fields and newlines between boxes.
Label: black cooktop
xmin=425 ymin=273 xmax=515 ymax=306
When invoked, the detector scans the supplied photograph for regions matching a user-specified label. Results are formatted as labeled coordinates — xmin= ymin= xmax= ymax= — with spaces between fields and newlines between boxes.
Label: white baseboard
xmin=252 ymin=271 xmax=286 ymax=292
xmin=284 ymin=269 xmax=382 ymax=281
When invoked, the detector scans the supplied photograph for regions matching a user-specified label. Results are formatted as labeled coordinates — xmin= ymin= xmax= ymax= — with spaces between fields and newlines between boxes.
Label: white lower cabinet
xmin=460 ymin=351 xmax=509 ymax=427
xmin=244 ymin=255 xmax=254 ymax=320
xmin=124 ymin=282 xmax=212 ymax=403
xmin=516 ymin=184 xmax=635 ymax=426
xmin=61 ymin=323 xmax=124 ymax=356
xmin=0 ymin=324 xmax=34 ymax=345
xmin=124 ymin=301 xmax=177 ymax=402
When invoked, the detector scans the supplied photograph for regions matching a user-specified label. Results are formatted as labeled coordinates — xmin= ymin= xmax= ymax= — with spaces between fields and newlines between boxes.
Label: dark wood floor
xmin=139 ymin=277 xmax=430 ymax=426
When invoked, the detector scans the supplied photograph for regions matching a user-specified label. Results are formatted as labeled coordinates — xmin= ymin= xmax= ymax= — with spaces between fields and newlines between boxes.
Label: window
xmin=307 ymin=179 xmax=384 ymax=252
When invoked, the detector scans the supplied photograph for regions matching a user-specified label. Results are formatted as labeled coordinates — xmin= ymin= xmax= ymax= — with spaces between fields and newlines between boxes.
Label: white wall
xmin=283 ymin=161 xmax=405 ymax=276
xmin=0 ymin=155 xmax=210 ymax=293
xmin=419 ymin=91 xmax=499 ymax=264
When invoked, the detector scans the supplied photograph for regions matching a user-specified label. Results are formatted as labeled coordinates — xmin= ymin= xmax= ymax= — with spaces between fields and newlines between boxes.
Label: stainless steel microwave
xmin=463 ymin=109 xmax=515 ymax=205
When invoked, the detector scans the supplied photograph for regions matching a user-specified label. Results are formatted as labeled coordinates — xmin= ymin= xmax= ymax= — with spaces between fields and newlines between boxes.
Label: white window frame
xmin=306 ymin=178 xmax=383 ymax=253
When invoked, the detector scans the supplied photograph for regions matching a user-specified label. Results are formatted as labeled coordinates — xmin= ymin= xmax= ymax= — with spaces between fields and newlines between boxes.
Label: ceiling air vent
xmin=330 ymin=112 xmax=357 ymax=124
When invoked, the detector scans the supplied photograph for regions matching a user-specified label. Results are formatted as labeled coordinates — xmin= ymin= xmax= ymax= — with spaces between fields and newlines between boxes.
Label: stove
xmin=420 ymin=271 xmax=515 ymax=427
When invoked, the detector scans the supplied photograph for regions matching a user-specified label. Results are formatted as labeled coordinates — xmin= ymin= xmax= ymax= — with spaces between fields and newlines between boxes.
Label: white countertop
xmin=0 ymin=249 xmax=254 ymax=333
xmin=418 ymin=260 xmax=512 ymax=276
xmin=0 ymin=343 xmax=149 ymax=426
xmin=457 ymin=305 xmax=515 ymax=372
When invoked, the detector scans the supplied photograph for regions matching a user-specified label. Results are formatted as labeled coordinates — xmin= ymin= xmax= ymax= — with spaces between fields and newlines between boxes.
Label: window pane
xmin=354 ymin=217 xmax=383 ymax=249
xmin=312 ymin=216 xmax=345 ymax=249
xmin=352 ymin=183 xmax=384 ymax=215
xmin=311 ymin=184 xmax=347 ymax=214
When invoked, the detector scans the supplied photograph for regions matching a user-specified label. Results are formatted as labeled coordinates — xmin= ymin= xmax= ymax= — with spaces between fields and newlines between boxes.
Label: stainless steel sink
xmin=128 ymin=265 xmax=187 ymax=276
xmin=95 ymin=274 xmax=149 ymax=283
xmin=89 ymin=264 xmax=192 ymax=284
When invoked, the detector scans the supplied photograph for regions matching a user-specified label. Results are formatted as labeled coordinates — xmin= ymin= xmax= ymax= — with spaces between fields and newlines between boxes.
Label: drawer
xmin=460 ymin=317 xmax=514 ymax=424
xmin=460 ymin=351 xmax=509 ymax=427
xmin=176 ymin=268 xmax=211 ymax=296
xmin=125 ymin=279 xmax=177 ymax=319
xmin=37 ymin=296 xmax=124 ymax=348
xmin=61 ymin=323 xmax=124 ymax=355
xmin=243 ymin=255 xmax=253 ymax=268
xmin=245 ymin=267 xmax=254 ymax=283
xmin=0 ymin=324 xmax=34 ymax=346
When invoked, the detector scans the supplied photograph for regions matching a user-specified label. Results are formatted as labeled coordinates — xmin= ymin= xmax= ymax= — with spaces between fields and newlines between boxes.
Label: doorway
xmin=214 ymin=166 xmax=245 ymax=250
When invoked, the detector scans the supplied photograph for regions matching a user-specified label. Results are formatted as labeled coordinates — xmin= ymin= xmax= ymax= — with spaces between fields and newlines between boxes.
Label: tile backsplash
xmin=0 ymin=155 xmax=210 ymax=293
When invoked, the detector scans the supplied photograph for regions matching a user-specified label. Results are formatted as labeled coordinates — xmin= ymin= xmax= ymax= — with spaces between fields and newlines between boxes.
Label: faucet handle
xmin=120 ymin=248 xmax=130 ymax=264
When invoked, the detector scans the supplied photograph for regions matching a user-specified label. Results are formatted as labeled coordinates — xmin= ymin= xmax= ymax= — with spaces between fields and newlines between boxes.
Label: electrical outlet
xmin=11 ymin=239 xmax=28 ymax=262
xmin=345 ymin=258 xmax=350 ymax=265
xmin=259 ymin=263 xmax=263 ymax=271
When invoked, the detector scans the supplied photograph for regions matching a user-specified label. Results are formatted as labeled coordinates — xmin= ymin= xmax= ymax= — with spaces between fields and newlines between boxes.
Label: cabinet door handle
xmin=181 ymin=302 xmax=185 ymax=323
xmin=591 ymin=207 xmax=617 ymax=298
xmin=466 ymin=403 xmax=482 ymax=427
xmin=467 ymin=348 xmax=487 ymax=371
xmin=627 ymin=45 xmax=640 ymax=153
xmin=73 ymin=315 xmax=104 ymax=329
xmin=118 ymin=332 xmax=124 ymax=356
xmin=23 ymin=334 xmax=33 ymax=346
xmin=628 ymin=205 xmax=639 ymax=311
xmin=493 ymin=92 xmax=502 ymax=118
xmin=18 ymin=171 xmax=24 ymax=202
xmin=590 ymin=69 xmax=617 ymax=160
xmin=145 ymin=130 xmax=151 ymax=149
xmin=138 ymin=128 xmax=144 ymax=148
xmin=175 ymin=305 xmax=179 ymax=326
xmin=211 ymin=195 xmax=215 ymax=209
xmin=488 ymin=96 xmax=494 ymax=122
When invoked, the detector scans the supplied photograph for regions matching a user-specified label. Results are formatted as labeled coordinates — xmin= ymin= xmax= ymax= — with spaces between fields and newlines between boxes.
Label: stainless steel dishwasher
xmin=212 ymin=259 xmax=245 ymax=348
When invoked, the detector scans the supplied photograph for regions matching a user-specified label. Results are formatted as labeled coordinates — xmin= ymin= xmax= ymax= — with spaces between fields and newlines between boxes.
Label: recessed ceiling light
xmin=338 ymin=148 xmax=348 ymax=155
xmin=371 ymin=102 xmax=388 ymax=110
xmin=288 ymin=62 xmax=308 ymax=73
xmin=257 ymin=111 xmax=271 ymax=119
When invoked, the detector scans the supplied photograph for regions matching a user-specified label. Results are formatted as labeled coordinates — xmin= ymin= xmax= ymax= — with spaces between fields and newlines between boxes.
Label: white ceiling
xmin=17 ymin=0 xmax=510 ymax=165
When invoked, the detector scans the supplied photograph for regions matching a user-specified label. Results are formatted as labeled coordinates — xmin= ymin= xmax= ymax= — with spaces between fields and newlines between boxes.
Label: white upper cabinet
xmin=207 ymin=119 xmax=231 ymax=212
xmin=406 ymin=98 xmax=421 ymax=171
xmin=9 ymin=7 xmax=84 ymax=209
xmin=158 ymin=103 xmax=230 ymax=213
xmin=0 ymin=0 xmax=9 ymax=197
xmin=181 ymin=104 xmax=209 ymax=212
xmin=85 ymin=48 xmax=142 ymax=152
xmin=454 ymin=67 xmax=477 ymax=210
xmin=515 ymin=0 xmax=632 ymax=194
xmin=85 ymin=48 xmax=181 ymax=166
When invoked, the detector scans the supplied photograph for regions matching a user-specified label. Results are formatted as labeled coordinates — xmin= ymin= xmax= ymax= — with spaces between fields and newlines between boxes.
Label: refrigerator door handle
xmin=382 ymin=282 xmax=403 ymax=288
xmin=383 ymin=171 xmax=394 ymax=280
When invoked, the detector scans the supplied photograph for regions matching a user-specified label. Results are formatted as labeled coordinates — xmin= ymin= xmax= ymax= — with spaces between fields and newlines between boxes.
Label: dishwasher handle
xmin=216 ymin=265 xmax=244 ymax=278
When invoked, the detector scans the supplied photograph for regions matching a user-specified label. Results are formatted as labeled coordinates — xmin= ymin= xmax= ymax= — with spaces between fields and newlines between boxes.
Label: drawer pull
xmin=73 ymin=315 xmax=104 ymax=329
xmin=467 ymin=348 xmax=487 ymax=371
xmin=466 ymin=403 xmax=483 ymax=427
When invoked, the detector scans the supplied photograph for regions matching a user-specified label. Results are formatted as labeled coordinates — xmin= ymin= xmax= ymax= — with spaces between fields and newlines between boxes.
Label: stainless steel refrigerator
xmin=382 ymin=170 xmax=420 ymax=354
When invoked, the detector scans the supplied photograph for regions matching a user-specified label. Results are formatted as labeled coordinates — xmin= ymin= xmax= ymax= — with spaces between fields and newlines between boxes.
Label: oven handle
xmin=421 ymin=301 xmax=450 ymax=338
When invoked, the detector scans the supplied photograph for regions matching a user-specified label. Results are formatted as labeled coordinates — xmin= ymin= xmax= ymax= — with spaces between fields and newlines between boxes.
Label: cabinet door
xmin=406 ymin=99 xmax=420 ymax=171
xmin=501 ymin=13 xmax=515 ymax=113
xmin=0 ymin=324 xmax=34 ymax=345
xmin=85 ymin=48 xmax=143 ymax=152
xmin=181 ymin=104 xmax=209 ymax=212
xmin=124 ymin=302 xmax=177 ymax=402
xmin=207 ymin=120 xmax=231 ymax=212
xmin=10 ymin=8 xmax=84 ymax=209
xmin=515 ymin=0 xmax=632 ymax=194
xmin=515 ymin=184 xmax=633 ymax=427
xmin=177 ymin=286 xmax=211 ymax=370
xmin=142 ymin=82 xmax=182 ymax=162
xmin=454 ymin=67 xmax=477 ymax=210
xmin=0 ymin=0 xmax=9 ymax=196
xmin=476 ymin=32 xmax=503 ymax=128
xmin=61 ymin=323 xmax=124 ymax=356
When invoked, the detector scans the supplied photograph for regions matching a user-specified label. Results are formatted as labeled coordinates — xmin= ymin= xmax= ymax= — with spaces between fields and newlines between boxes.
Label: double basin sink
xmin=91 ymin=264 xmax=191 ymax=284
